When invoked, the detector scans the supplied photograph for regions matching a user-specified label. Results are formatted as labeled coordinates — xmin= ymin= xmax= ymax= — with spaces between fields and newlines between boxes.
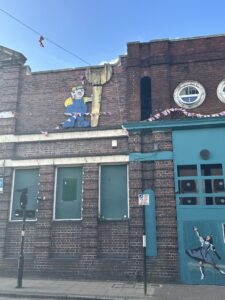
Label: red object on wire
xmin=39 ymin=36 xmax=44 ymax=47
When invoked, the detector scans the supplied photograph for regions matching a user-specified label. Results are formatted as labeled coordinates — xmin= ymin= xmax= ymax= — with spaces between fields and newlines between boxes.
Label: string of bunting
xmin=55 ymin=111 xmax=112 ymax=130
xmin=148 ymin=108 xmax=225 ymax=122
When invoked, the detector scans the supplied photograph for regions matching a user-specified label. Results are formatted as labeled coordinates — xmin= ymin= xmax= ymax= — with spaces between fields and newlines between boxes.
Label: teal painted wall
xmin=173 ymin=127 xmax=225 ymax=164
xmin=144 ymin=189 xmax=157 ymax=256
xmin=129 ymin=151 xmax=173 ymax=162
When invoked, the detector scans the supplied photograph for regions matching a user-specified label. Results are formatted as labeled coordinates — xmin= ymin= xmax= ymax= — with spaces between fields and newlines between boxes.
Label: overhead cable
xmin=0 ymin=7 xmax=91 ymax=65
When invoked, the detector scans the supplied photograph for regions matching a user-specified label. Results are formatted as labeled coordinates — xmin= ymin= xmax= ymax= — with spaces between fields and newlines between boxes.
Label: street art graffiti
xmin=185 ymin=227 xmax=225 ymax=280
xmin=61 ymin=64 xmax=113 ymax=129
xmin=61 ymin=86 xmax=92 ymax=128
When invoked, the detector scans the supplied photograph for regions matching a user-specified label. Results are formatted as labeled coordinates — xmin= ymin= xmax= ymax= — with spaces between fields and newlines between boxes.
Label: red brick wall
xmin=141 ymin=131 xmax=179 ymax=282
xmin=15 ymin=61 xmax=128 ymax=133
xmin=0 ymin=66 xmax=22 ymax=134
xmin=14 ymin=137 xmax=128 ymax=159
xmin=127 ymin=36 xmax=225 ymax=121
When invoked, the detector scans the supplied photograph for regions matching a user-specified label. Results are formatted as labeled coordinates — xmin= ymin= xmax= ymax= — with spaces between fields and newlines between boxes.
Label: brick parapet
xmin=0 ymin=168 xmax=13 ymax=259
xmin=14 ymin=62 xmax=128 ymax=133
xmin=0 ymin=66 xmax=23 ymax=134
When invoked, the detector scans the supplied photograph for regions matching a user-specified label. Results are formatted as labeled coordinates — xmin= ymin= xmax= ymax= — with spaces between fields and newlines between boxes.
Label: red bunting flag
xmin=39 ymin=36 xmax=44 ymax=47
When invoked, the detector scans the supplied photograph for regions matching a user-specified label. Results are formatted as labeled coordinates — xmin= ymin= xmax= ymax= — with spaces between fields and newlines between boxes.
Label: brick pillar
xmin=80 ymin=164 xmax=98 ymax=277
xmin=34 ymin=165 xmax=54 ymax=272
xmin=0 ymin=66 xmax=24 ymax=135
xmin=0 ymin=168 xmax=13 ymax=259
xmin=151 ymin=159 xmax=179 ymax=282
xmin=128 ymin=161 xmax=144 ymax=281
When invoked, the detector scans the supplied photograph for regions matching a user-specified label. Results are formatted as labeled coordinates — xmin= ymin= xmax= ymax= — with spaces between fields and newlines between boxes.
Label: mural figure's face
xmin=71 ymin=87 xmax=84 ymax=99
xmin=206 ymin=235 xmax=211 ymax=241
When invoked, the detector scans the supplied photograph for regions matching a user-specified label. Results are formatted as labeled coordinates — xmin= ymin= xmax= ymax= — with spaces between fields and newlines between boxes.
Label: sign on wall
xmin=0 ymin=178 xmax=3 ymax=193
xmin=0 ymin=111 xmax=15 ymax=119
xmin=138 ymin=193 xmax=150 ymax=205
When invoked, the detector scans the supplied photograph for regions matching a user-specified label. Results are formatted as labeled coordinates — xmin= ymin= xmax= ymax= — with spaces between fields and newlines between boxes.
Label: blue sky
xmin=0 ymin=0 xmax=225 ymax=71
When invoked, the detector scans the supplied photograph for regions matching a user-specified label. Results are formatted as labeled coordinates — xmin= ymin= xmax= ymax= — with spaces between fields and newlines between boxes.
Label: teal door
xmin=173 ymin=128 xmax=225 ymax=285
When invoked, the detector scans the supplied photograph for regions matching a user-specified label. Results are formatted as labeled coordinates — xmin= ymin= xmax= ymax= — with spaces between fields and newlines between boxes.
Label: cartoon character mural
xmin=186 ymin=227 xmax=225 ymax=280
xmin=61 ymin=86 xmax=92 ymax=128
xmin=61 ymin=64 xmax=112 ymax=129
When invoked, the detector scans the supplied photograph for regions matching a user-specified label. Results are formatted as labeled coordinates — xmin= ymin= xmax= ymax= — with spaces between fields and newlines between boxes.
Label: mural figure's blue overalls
xmin=62 ymin=86 xmax=91 ymax=128
xmin=63 ymin=97 xmax=90 ymax=128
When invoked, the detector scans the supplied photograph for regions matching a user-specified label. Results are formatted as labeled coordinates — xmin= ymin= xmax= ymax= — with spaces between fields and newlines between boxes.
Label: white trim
xmin=173 ymin=81 xmax=206 ymax=109
xmin=1 ymin=155 xmax=128 ymax=168
xmin=0 ymin=111 xmax=15 ymax=119
xmin=9 ymin=169 xmax=16 ymax=221
xmin=127 ymin=165 xmax=130 ymax=219
xmin=217 ymin=79 xmax=225 ymax=103
xmin=98 ymin=165 xmax=101 ymax=219
xmin=53 ymin=167 xmax=57 ymax=221
xmin=0 ymin=129 xmax=128 ymax=144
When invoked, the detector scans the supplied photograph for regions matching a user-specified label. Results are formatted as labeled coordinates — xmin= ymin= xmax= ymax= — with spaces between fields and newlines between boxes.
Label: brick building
xmin=0 ymin=34 xmax=225 ymax=285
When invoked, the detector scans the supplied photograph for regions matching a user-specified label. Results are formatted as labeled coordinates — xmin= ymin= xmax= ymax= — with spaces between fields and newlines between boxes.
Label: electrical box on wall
xmin=0 ymin=178 xmax=3 ymax=193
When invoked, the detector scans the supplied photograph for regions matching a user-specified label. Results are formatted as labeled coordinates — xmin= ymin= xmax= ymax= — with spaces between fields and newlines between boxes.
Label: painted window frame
xmin=99 ymin=164 xmax=129 ymax=220
xmin=10 ymin=168 xmax=39 ymax=222
xmin=53 ymin=166 xmax=83 ymax=221
xmin=217 ymin=79 xmax=225 ymax=103
xmin=173 ymin=81 xmax=206 ymax=109
xmin=175 ymin=162 xmax=225 ymax=206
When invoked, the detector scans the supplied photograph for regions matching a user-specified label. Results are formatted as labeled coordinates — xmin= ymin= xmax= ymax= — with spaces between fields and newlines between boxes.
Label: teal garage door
xmin=173 ymin=128 xmax=225 ymax=285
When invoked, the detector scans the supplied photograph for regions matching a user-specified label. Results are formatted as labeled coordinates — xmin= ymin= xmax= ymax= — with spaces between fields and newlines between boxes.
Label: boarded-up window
xmin=100 ymin=165 xmax=128 ymax=219
xmin=55 ymin=167 xmax=82 ymax=219
xmin=62 ymin=178 xmax=77 ymax=201
xmin=11 ymin=169 xmax=39 ymax=220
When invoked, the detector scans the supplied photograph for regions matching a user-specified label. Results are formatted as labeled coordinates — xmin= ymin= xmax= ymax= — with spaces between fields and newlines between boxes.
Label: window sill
xmin=98 ymin=218 xmax=129 ymax=222
xmin=97 ymin=255 xmax=129 ymax=261
xmin=49 ymin=254 xmax=80 ymax=260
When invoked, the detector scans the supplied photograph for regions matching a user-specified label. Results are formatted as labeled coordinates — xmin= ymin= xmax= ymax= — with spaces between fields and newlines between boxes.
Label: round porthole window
xmin=217 ymin=79 xmax=225 ymax=103
xmin=173 ymin=81 xmax=206 ymax=109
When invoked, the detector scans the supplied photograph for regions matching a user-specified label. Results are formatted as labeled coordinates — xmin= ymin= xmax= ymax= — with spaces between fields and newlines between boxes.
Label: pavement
xmin=0 ymin=276 xmax=224 ymax=300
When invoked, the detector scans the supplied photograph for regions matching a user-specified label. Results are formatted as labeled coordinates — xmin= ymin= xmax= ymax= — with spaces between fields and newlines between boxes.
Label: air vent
xmin=180 ymin=197 xmax=197 ymax=205
xmin=213 ymin=179 xmax=225 ymax=192
xmin=215 ymin=197 xmax=225 ymax=205
xmin=180 ymin=180 xmax=196 ymax=193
